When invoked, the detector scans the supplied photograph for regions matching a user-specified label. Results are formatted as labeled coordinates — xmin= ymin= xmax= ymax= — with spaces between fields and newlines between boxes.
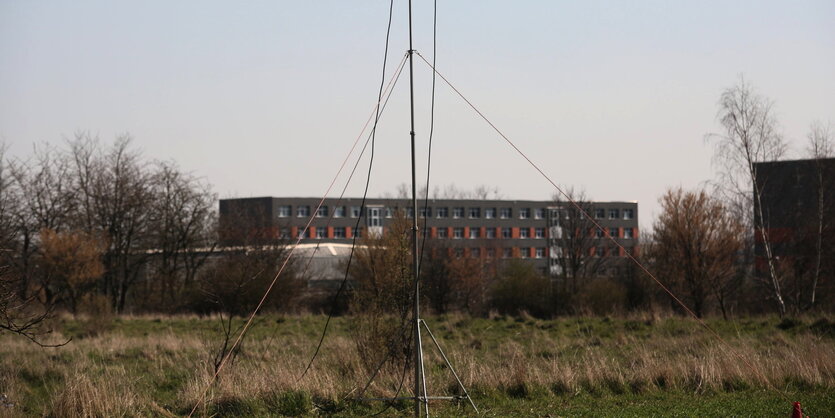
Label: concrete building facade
xmin=220 ymin=197 xmax=639 ymax=277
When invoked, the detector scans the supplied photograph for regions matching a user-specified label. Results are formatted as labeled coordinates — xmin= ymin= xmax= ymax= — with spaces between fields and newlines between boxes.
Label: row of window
xmin=451 ymin=247 xmax=548 ymax=259
xmin=286 ymin=226 xmax=635 ymax=241
xmin=595 ymin=227 xmax=635 ymax=239
xmin=286 ymin=227 xmax=355 ymax=239
xmin=436 ymin=227 xmax=546 ymax=239
xmin=277 ymin=205 xmax=636 ymax=220
xmin=449 ymin=246 xmax=628 ymax=259
xmin=435 ymin=226 xmax=635 ymax=239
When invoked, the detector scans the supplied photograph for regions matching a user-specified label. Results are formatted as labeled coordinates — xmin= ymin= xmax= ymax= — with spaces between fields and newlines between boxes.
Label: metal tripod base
xmin=360 ymin=319 xmax=478 ymax=417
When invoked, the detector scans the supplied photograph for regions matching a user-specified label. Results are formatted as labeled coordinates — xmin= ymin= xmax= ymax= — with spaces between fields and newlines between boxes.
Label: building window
xmin=298 ymin=205 xmax=310 ymax=218
xmin=469 ymin=228 xmax=480 ymax=239
xmin=486 ymin=248 xmax=496 ymax=258
xmin=406 ymin=208 xmax=414 ymax=218
xmin=486 ymin=228 xmax=496 ymax=239
xmin=455 ymin=248 xmax=464 ymax=258
xmin=595 ymin=208 xmax=605 ymax=219
xmin=471 ymin=248 xmax=481 ymax=258
xmin=277 ymin=205 xmax=292 ymax=217
xmin=437 ymin=228 xmax=448 ymax=238
xmin=333 ymin=206 xmax=345 ymax=218
xmin=609 ymin=227 xmax=619 ymax=238
xmin=333 ymin=227 xmax=346 ymax=238
xmin=519 ymin=208 xmax=531 ymax=219
xmin=502 ymin=248 xmax=513 ymax=258
xmin=316 ymin=228 xmax=327 ymax=239
xmin=354 ymin=227 xmax=363 ymax=238
xmin=609 ymin=209 xmax=619 ymax=219
xmin=596 ymin=247 xmax=605 ymax=257
xmin=420 ymin=207 xmax=432 ymax=218
xmin=519 ymin=228 xmax=530 ymax=239
xmin=611 ymin=247 xmax=621 ymax=257
xmin=534 ymin=208 xmax=545 ymax=219
xmin=351 ymin=206 xmax=362 ymax=218
xmin=623 ymin=228 xmax=634 ymax=239
xmin=385 ymin=208 xmax=393 ymax=218
xmin=623 ymin=209 xmax=634 ymax=220
xmin=502 ymin=227 xmax=512 ymax=239
xmin=500 ymin=207 xmax=512 ymax=219
xmin=485 ymin=208 xmax=496 ymax=219
xmin=297 ymin=228 xmax=307 ymax=238
xmin=436 ymin=207 xmax=448 ymax=218
xmin=367 ymin=207 xmax=382 ymax=227
xmin=519 ymin=248 xmax=529 ymax=258
xmin=535 ymin=248 xmax=545 ymax=258
xmin=468 ymin=207 xmax=481 ymax=219
xmin=317 ymin=206 xmax=329 ymax=218
xmin=453 ymin=207 xmax=464 ymax=219
xmin=280 ymin=227 xmax=290 ymax=238
xmin=596 ymin=228 xmax=604 ymax=238
xmin=453 ymin=227 xmax=464 ymax=239
xmin=535 ymin=228 xmax=545 ymax=238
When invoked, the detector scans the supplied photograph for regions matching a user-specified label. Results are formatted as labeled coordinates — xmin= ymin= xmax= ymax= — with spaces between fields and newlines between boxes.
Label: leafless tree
xmin=0 ymin=144 xmax=18 ymax=258
xmin=805 ymin=121 xmax=833 ymax=310
xmin=651 ymin=188 xmax=744 ymax=319
xmin=142 ymin=162 xmax=217 ymax=311
xmin=7 ymin=144 xmax=75 ymax=300
xmin=708 ymin=77 xmax=788 ymax=317
xmin=68 ymin=134 xmax=154 ymax=313
xmin=0 ymin=145 xmax=63 ymax=344
xmin=348 ymin=211 xmax=413 ymax=370
xmin=199 ymin=208 xmax=301 ymax=374
xmin=550 ymin=188 xmax=605 ymax=297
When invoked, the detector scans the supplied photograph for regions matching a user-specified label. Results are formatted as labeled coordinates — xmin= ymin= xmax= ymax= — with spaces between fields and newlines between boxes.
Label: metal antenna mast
xmin=406 ymin=0 xmax=427 ymax=416
xmin=361 ymin=2 xmax=477 ymax=416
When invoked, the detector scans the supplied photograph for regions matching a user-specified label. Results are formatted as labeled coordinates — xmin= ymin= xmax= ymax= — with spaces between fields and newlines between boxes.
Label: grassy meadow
xmin=0 ymin=313 xmax=833 ymax=417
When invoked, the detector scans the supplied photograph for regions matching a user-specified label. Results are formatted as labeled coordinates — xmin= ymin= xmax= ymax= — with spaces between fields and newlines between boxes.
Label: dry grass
xmin=0 ymin=314 xmax=833 ymax=416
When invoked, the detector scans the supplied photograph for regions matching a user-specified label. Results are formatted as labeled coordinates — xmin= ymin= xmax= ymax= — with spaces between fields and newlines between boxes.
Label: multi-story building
xmin=754 ymin=157 xmax=835 ymax=270
xmin=220 ymin=197 xmax=639 ymax=278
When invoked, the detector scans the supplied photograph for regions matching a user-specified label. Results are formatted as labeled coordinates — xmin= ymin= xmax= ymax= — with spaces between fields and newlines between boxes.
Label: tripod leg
xmin=416 ymin=319 xmax=430 ymax=417
xmin=420 ymin=320 xmax=479 ymax=413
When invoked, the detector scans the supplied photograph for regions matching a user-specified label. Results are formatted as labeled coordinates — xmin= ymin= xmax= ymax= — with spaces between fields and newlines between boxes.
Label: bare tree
xmin=550 ymin=188 xmax=605 ymax=297
xmin=199 ymin=207 xmax=301 ymax=374
xmin=68 ymin=134 xmax=154 ymax=313
xmin=651 ymin=188 xmax=744 ymax=318
xmin=7 ymin=144 xmax=75 ymax=301
xmin=142 ymin=162 xmax=216 ymax=311
xmin=348 ymin=211 xmax=413 ymax=371
xmin=0 ymin=145 xmax=64 ymax=344
xmin=708 ymin=77 xmax=788 ymax=317
xmin=37 ymin=229 xmax=105 ymax=313
xmin=0 ymin=144 xmax=18 ymax=259
xmin=806 ymin=121 xmax=833 ymax=310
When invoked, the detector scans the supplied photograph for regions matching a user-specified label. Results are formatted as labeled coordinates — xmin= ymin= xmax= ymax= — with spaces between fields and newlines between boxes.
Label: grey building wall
xmin=219 ymin=196 xmax=639 ymax=277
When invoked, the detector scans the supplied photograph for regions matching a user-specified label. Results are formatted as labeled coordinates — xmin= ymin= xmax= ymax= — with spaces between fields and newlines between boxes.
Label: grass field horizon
xmin=1 ymin=313 xmax=833 ymax=416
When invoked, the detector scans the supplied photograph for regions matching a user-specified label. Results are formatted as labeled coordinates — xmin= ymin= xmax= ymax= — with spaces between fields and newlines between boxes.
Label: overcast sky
xmin=2 ymin=1 xmax=833 ymax=229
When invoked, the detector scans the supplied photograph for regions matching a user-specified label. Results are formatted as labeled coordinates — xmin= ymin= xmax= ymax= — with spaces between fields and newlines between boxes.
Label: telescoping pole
xmin=406 ymin=0 xmax=426 ymax=416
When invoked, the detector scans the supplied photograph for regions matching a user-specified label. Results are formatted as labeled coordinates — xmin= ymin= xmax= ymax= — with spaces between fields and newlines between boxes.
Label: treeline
xmin=0 ymin=134 xmax=216 ymax=318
